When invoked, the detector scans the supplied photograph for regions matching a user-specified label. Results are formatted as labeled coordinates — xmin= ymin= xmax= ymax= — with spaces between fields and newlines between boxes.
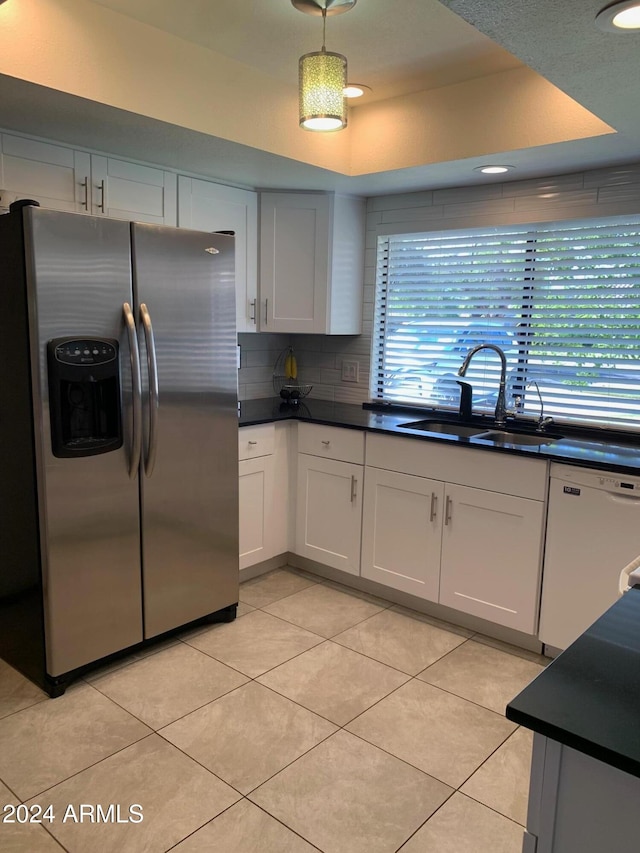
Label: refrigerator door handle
xmin=123 ymin=302 xmax=142 ymax=479
xmin=140 ymin=302 xmax=159 ymax=478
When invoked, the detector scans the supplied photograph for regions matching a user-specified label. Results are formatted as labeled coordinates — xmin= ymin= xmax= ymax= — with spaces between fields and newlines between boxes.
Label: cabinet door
xmin=439 ymin=483 xmax=544 ymax=633
xmin=361 ymin=468 xmax=443 ymax=601
xmin=178 ymin=177 xmax=258 ymax=333
xmin=260 ymin=192 xmax=329 ymax=333
xmin=91 ymin=156 xmax=177 ymax=224
xmin=239 ymin=455 xmax=275 ymax=569
xmin=295 ymin=454 xmax=362 ymax=574
xmin=1 ymin=134 xmax=90 ymax=212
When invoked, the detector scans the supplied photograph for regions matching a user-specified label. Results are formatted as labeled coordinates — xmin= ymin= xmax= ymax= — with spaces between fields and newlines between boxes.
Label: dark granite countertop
xmin=507 ymin=587 xmax=640 ymax=779
xmin=238 ymin=397 xmax=640 ymax=475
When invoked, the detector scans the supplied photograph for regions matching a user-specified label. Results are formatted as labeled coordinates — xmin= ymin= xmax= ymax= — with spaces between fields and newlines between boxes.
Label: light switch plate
xmin=342 ymin=359 xmax=359 ymax=383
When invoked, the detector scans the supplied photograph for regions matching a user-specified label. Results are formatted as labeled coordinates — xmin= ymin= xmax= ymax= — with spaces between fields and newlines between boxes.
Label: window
xmin=371 ymin=215 xmax=640 ymax=430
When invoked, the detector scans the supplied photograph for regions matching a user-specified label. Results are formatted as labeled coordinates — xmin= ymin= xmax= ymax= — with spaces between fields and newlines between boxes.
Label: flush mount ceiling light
xmin=474 ymin=165 xmax=515 ymax=174
xmin=343 ymin=83 xmax=372 ymax=99
xmin=292 ymin=0 xmax=357 ymax=132
xmin=596 ymin=1 xmax=640 ymax=30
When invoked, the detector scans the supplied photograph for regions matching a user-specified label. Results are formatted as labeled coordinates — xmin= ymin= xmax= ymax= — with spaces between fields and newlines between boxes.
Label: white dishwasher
xmin=539 ymin=463 xmax=640 ymax=651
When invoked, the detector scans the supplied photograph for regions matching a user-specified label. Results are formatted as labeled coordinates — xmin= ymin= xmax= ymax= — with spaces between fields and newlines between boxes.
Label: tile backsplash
xmin=238 ymin=329 xmax=373 ymax=403
xmin=237 ymin=332 xmax=290 ymax=401
xmin=239 ymin=162 xmax=640 ymax=403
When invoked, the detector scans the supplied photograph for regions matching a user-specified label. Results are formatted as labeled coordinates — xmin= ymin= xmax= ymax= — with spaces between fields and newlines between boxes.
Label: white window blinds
xmin=372 ymin=215 xmax=640 ymax=430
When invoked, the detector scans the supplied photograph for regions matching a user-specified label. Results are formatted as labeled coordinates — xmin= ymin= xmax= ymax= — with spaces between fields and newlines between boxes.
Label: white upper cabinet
xmin=0 ymin=135 xmax=177 ymax=224
xmin=259 ymin=192 xmax=365 ymax=334
xmin=91 ymin=156 xmax=176 ymax=225
xmin=0 ymin=134 xmax=91 ymax=213
xmin=178 ymin=177 xmax=258 ymax=333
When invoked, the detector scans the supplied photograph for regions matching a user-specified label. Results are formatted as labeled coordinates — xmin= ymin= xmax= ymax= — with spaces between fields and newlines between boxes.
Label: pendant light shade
xmin=299 ymin=48 xmax=347 ymax=131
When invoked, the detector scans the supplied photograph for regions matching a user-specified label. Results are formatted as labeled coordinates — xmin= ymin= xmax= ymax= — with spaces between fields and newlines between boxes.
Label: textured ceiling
xmin=440 ymin=0 xmax=640 ymax=135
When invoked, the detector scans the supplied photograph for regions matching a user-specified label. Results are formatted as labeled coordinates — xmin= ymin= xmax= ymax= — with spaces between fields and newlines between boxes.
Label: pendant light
xmin=293 ymin=0 xmax=357 ymax=132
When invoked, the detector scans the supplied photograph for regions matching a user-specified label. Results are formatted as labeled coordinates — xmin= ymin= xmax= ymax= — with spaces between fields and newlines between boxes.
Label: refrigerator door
xmin=131 ymin=223 xmax=238 ymax=637
xmin=26 ymin=208 xmax=143 ymax=675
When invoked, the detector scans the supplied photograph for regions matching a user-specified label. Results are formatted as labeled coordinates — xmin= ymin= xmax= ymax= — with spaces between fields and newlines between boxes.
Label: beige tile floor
xmin=0 ymin=567 xmax=546 ymax=853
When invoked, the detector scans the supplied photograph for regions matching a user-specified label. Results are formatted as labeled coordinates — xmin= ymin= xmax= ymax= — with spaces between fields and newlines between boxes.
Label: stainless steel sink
xmin=476 ymin=430 xmax=563 ymax=446
xmin=398 ymin=420 xmax=489 ymax=438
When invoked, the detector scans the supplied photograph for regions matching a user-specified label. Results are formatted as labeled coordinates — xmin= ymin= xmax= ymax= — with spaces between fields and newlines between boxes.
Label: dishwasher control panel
xmin=550 ymin=463 xmax=640 ymax=494
xmin=595 ymin=474 xmax=638 ymax=492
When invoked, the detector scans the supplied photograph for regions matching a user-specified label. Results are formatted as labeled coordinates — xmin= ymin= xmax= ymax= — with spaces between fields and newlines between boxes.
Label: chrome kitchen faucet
xmin=458 ymin=343 xmax=509 ymax=427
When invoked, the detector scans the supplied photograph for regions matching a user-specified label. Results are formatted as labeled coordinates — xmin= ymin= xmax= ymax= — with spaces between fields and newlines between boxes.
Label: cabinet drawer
xmin=297 ymin=423 xmax=365 ymax=464
xmin=239 ymin=424 xmax=275 ymax=460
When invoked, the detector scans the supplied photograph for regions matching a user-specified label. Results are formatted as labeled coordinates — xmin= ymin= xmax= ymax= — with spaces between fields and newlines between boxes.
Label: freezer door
xmin=26 ymin=208 xmax=143 ymax=676
xmin=132 ymin=223 xmax=238 ymax=637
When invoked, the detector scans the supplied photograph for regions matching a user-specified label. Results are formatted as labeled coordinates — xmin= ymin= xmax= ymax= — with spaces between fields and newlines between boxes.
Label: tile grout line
xmin=0 ymin=695 xmax=49 ymax=724
xmin=18 ymin=730 xmax=157 ymax=805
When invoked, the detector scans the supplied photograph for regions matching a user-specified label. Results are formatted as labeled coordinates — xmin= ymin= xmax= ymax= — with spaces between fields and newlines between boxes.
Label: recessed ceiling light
xmin=474 ymin=165 xmax=514 ymax=175
xmin=596 ymin=1 xmax=640 ymax=31
xmin=343 ymin=84 xmax=371 ymax=99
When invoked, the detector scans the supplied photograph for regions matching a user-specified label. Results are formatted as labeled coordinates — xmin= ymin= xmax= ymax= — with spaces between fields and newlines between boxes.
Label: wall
xmin=238 ymin=162 xmax=640 ymax=403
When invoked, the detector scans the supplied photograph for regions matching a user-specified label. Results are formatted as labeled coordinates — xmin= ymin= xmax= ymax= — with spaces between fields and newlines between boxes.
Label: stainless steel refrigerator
xmin=0 ymin=202 xmax=238 ymax=696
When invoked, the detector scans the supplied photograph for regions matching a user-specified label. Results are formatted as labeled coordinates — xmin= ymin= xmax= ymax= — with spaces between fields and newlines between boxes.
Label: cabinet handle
xmin=248 ymin=440 xmax=257 ymax=446
xmin=96 ymin=179 xmax=105 ymax=213
xmin=444 ymin=495 xmax=452 ymax=526
xmin=264 ymin=298 xmax=268 ymax=325
xmin=321 ymin=440 xmax=331 ymax=446
xmin=79 ymin=177 xmax=88 ymax=210
xmin=351 ymin=475 xmax=357 ymax=503
xmin=249 ymin=299 xmax=256 ymax=323
xmin=430 ymin=492 xmax=438 ymax=522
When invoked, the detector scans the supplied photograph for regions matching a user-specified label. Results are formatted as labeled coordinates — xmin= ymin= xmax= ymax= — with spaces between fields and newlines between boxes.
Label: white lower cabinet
xmin=239 ymin=454 xmax=275 ymax=569
xmin=242 ymin=424 xmax=547 ymax=636
xmin=362 ymin=434 xmax=547 ymax=634
xmin=294 ymin=423 xmax=365 ymax=575
xmin=439 ymin=483 xmax=545 ymax=633
xmin=522 ymin=735 xmax=640 ymax=853
xmin=361 ymin=468 xmax=443 ymax=600
xmin=239 ymin=423 xmax=289 ymax=569
xmin=295 ymin=455 xmax=362 ymax=574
